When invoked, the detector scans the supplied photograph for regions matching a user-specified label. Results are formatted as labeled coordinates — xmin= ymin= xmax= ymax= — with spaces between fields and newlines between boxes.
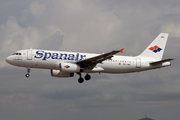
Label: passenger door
xmin=136 ymin=58 xmax=141 ymax=68
xmin=27 ymin=50 xmax=32 ymax=60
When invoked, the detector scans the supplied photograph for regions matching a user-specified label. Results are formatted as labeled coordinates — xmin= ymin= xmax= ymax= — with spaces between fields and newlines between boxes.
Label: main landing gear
xmin=85 ymin=74 xmax=91 ymax=80
xmin=77 ymin=73 xmax=91 ymax=83
xmin=25 ymin=68 xmax=30 ymax=78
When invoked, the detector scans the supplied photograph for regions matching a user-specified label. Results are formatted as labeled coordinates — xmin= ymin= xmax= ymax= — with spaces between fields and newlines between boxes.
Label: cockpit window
xmin=12 ymin=53 xmax=22 ymax=55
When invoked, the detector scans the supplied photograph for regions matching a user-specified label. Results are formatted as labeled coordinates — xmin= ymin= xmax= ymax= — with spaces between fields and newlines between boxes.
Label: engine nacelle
xmin=60 ymin=62 xmax=80 ymax=73
xmin=51 ymin=69 xmax=74 ymax=77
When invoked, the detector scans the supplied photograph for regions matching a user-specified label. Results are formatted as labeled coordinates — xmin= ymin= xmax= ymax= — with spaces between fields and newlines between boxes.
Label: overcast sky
xmin=0 ymin=0 xmax=180 ymax=120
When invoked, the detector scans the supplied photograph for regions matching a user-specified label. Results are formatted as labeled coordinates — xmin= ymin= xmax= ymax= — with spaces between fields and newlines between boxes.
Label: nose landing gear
xmin=25 ymin=73 xmax=30 ymax=78
xmin=25 ymin=68 xmax=30 ymax=78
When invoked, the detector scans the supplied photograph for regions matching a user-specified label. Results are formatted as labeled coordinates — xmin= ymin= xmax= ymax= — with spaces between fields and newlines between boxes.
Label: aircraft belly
xmin=20 ymin=59 xmax=55 ymax=69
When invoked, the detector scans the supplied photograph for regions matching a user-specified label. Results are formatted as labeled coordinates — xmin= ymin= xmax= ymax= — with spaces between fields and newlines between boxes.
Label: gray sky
xmin=0 ymin=0 xmax=180 ymax=120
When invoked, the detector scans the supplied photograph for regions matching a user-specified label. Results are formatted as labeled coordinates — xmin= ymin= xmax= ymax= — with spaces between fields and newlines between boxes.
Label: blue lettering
xmin=68 ymin=54 xmax=74 ymax=60
xmin=34 ymin=51 xmax=86 ymax=61
xmin=75 ymin=53 xmax=79 ymax=61
xmin=34 ymin=51 xmax=44 ymax=58
xmin=79 ymin=55 xmax=86 ymax=61
xmin=52 ymin=53 xmax=58 ymax=59
xmin=42 ymin=52 xmax=51 ymax=60
xmin=59 ymin=53 xmax=67 ymax=60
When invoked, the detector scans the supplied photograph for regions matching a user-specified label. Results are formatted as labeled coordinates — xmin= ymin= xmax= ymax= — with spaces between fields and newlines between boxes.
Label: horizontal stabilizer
xmin=150 ymin=58 xmax=174 ymax=65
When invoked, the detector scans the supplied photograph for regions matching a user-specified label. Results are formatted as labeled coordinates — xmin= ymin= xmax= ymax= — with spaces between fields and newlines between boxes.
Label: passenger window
xmin=16 ymin=53 xmax=18 ymax=55
xmin=19 ymin=53 xmax=21 ymax=55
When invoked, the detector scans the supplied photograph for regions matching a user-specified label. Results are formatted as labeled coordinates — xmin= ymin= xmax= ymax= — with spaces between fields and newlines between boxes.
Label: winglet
xmin=119 ymin=48 xmax=124 ymax=53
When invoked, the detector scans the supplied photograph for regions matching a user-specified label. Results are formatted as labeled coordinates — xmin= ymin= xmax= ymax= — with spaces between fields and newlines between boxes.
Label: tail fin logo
xmin=64 ymin=65 xmax=70 ymax=68
xmin=149 ymin=45 xmax=162 ymax=53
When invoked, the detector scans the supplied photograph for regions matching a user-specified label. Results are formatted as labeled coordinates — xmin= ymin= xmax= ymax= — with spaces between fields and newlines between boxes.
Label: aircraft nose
xmin=6 ymin=56 xmax=12 ymax=64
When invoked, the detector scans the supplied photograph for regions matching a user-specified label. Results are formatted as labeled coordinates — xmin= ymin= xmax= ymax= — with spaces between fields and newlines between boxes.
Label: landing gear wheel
xmin=25 ymin=73 xmax=30 ymax=78
xmin=85 ymin=74 xmax=91 ymax=80
xmin=78 ymin=77 xmax=84 ymax=83
xmin=25 ymin=68 xmax=30 ymax=78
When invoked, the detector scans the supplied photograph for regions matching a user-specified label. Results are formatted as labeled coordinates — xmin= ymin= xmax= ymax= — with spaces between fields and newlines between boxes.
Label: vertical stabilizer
xmin=138 ymin=33 xmax=169 ymax=60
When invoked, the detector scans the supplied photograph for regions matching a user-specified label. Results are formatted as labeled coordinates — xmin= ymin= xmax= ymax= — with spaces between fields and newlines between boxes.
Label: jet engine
xmin=59 ymin=62 xmax=80 ymax=73
xmin=51 ymin=69 xmax=74 ymax=77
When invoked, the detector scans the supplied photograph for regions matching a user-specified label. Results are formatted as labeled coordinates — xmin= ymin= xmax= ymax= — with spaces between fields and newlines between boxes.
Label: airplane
xmin=6 ymin=33 xmax=173 ymax=83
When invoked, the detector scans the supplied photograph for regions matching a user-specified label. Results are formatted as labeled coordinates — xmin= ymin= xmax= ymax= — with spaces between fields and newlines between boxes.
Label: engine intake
xmin=51 ymin=69 xmax=74 ymax=77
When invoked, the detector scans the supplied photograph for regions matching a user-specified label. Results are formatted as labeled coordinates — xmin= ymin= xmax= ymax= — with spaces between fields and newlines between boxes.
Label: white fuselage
xmin=6 ymin=49 xmax=170 ymax=74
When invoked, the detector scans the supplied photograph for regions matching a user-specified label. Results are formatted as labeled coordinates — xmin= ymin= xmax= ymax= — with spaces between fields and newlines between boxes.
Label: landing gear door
xmin=136 ymin=58 xmax=141 ymax=68
xmin=27 ymin=50 xmax=32 ymax=60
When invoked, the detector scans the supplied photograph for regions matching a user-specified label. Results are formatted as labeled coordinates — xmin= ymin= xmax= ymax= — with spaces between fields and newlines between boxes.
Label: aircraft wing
xmin=76 ymin=49 xmax=124 ymax=68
